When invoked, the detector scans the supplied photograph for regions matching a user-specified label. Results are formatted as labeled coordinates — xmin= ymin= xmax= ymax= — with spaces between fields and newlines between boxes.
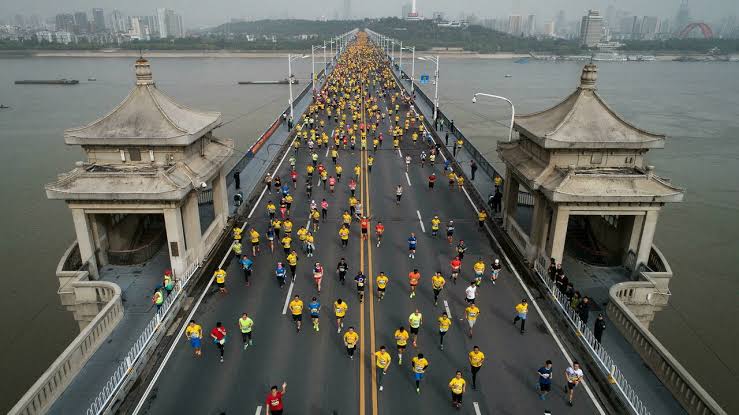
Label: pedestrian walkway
xmin=394 ymin=66 xmax=686 ymax=414
xmin=49 ymin=247 xmax=170 ymax=414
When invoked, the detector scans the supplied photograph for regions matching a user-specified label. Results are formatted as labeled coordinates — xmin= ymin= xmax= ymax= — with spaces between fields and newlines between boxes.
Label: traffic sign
xmin=420 ymin=74 xmax=430 ymax=84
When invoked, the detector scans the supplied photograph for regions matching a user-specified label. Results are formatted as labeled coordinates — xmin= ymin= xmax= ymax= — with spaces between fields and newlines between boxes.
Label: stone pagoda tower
xmin=46 ymin=58 xmax=234 ymax=280
xmin=498 ymin=63 xmax=683 ymax=272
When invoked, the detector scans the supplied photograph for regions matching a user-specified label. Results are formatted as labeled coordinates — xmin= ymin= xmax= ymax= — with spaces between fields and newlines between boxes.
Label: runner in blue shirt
xmin=408 ymin=232 xmax=417 ymax=259
xmin=537 ymin=360 xmax=553 ymax=400
xmin=239 ymin=255 xmax=254 ymax=286
xmin=275 ymin=262 xmax=287 ymax=288
xmin=308 ymin=297 xmax=321 ymax=331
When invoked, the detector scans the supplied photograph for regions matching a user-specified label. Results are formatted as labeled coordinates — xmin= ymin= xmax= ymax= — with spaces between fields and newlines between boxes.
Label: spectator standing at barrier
xmin=576 ymin=296 xmax=591 ymax=324
xmin=470 ymin=160 xmax=477 ymax=180
xmin=594 ymin=313 xmax=606 ymax=343
xmin=233 ymin=170 xmax=241 ymax=189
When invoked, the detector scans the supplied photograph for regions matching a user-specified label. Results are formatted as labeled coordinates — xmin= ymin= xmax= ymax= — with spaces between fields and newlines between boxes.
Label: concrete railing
xmin=9 ymin=241 xmax=123 ymax=415
xmin=608 ymin=247 xmax=726 ymax=415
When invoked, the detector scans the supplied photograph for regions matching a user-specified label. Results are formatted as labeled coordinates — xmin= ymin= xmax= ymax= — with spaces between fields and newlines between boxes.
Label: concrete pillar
xmin=212 ymin=169 xmax=228 ymax=227
xmin=627 ymin=214 xmax=645 ymax=253
xmin=182 ymin=191 xmax=202 ymax=263
xmin=89 ymin=214 xmax=110 ymax=266
xmin=502 ymin=169 xmax=519 ymax=231
xmin=635 ymin=210 xmax=659 ymax=271
xmin=71 ymin=209 xmax=99 ymax=278
xmin=163 ymin=207 xmax=187 ymax=278
xmin=526 ymin=193 xmax=546 ymax=262
xmin=547 ymin=206 xmax=570 ymax=264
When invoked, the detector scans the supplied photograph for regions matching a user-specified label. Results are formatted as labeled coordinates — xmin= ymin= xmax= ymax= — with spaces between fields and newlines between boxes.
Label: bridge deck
xmin=131 ymin=40 xmax=601 ymax=415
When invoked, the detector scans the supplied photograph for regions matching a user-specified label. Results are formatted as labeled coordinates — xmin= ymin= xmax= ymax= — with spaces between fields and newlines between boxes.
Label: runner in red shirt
xmin=290 ymin=170 xmax=298 ymax=188
xmin=210 ymin=322 xmax=227 ymax=362
xmin=375 ymin=221 xmax=385 ymax=248
xmin=428 ymin=172 xmax=437 ymax=190
xmin=360 ymin=216 xmax=370 ymax=240
xmin=408 ymin=269 xmax=421 ymax=299
xmin=450 ymin=256 xmax=462 ymax=284
xmin=265 ymin=382 xmax=287 ymax=414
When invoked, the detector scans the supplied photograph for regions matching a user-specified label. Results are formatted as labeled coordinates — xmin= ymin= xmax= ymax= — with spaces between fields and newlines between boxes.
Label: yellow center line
xmin=362 ymin=72 xmax=379 ymax=415
xmin=358 ymin=41 xmax=367 ymax=415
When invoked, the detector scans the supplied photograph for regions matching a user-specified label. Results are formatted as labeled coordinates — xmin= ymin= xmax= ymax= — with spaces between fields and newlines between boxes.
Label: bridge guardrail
xmin=9 ymin=243 xmax=123 ymax=415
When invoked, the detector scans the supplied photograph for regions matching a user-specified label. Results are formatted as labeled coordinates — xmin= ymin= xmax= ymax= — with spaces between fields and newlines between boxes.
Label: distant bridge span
xmin=678 ymin=22 xmax=713 ymax=39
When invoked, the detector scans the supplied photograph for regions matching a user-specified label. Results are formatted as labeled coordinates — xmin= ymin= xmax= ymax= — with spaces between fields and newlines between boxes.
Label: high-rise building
xmin=156 ymin=8 xmax=168 ymax=38
xmin=508 ymin=15 xmax=523 ymax=35
xmin=29 ymin=14 xmax=42 ymax=29
xmin=55 ymin=13 xmax=76 ymax=33
xmin=402 ymin=3 xmax=412 ymax=19
xmin=110 ymin=9 xmax=127 ymax=34
xmin=525 ymin=14 xmax=536 ymax=36
xmin=543 ymin=21 xmax=555 ymax=36
xmin=675 ymin=0 xmax=690 ymax=33
xmin=580 ymin=10 xmax=604 ymax=47
xmin=14 ymin=14 xmax=26 ymax=28
xmin=92 ymin=8 xmax=105 ymax=32
xmin=640 ymin=16 xmax=659 ymax=39
xmin=343 ymin=0 xmax=351 ymax=20
xmin=74 ymin=12 xmax=89 ymax=34
xmin=406 ymin=0 xmax=420 ymax=20
xmin=555 ymin=10 xmax=566 ymax=35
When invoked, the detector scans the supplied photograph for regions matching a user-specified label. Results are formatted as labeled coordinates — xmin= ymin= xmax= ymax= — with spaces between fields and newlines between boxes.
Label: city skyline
xmin=1 ymin=0 xmax=737 ymax=29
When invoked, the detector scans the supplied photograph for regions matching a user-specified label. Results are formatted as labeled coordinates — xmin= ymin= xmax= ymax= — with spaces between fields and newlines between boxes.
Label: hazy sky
xmin=2 ymin=0 xmax=737 ymax=28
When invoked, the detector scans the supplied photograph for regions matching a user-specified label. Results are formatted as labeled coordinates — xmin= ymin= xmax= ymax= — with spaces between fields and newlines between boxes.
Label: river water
xmin=0 ymin=56 xmax=736 ymax=413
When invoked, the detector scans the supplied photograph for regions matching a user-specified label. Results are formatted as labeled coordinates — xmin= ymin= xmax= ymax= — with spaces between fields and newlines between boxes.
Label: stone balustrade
xmin=9 ymin=241 xmax=123 ymax=415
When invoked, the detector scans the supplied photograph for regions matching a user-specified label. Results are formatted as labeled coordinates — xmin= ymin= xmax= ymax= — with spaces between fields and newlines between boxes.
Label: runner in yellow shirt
xmin=288 ymin=295 xmax=303 ymax=332
xmin=513 ymin=298 xmax=528 ymax=334
xmin=214 ymin=268 xmax=227 ymax=294
xmin=334 ymin=298 xmax=348 ymax=333
xmin=249 ymin=228 xmax=260 ymax=256
xmin=339 ymin=225 xmax=350 ymax=248
xmin=449 ymin=371 xmax=467 ymax=408
xmin=411 ymin=353 xmax=429 ymax=394
xmin=281 ymin=235 xmax=292 ymax=255
xmin=394 ymin=326 xmax=409 ymax=365
xmin=468 ymin=346 xmax=485 ymax=389
xmin=376 ymin=272 xmax=389 ymax=301
xmin=473 ymin=258 xmax=485 ymax=286
xmin=343 ymin=327 xmax=359 ymax=359
xmin=477 ymin=210 xmax=487 ymax=231
xmin=375 ymin=345 xmax=392 ymax=391
xmin=430 ymin=215 xmax=441 ymax=237
xmin=438 ymin=311 xmax=452 ymax=350
xmin=185 ymin=320 xmax=203 ymax=357
xmin=431 ymin=271 xmax=446 ymax=306
xmin=409 ymin=309 xmax=423 ymax=348
xmin=465 ymin=303 xmax=480 ymax=338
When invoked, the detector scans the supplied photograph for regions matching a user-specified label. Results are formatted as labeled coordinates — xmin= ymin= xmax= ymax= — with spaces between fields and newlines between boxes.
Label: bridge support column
xmin=182 ymin=192 xmax=202 ymax=264
xmin=71 ymin=208 xmax=99 ymax=278
xmin=212 ymin=169 xmax=229 ymax=227
xmin=502 ymin=169 xmax=518 ymax=231
xmin=526 ymin=193 xmax=547 ymax=262
xmin=635 ymin=210 xmax=659 ymax=272
xmin=547 ymin=206 xmax=570 ymax=265
xmin=163 ymin=207 xmax=187 ymax=279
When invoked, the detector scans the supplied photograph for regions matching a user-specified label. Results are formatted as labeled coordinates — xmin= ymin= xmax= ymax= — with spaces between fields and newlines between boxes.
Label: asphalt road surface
xmin=134 ymin=46 xmax=601 ymax=415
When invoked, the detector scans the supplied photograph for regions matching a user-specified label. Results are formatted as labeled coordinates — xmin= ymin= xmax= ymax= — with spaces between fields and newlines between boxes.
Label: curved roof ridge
xmin=590 ymin=89 xmax=664 ymax=139
xmin=516 ymin=89 xmax=580 ymax=120
xmin=149 ymin=85 xmax=222 ymax=130
xmin=65 ymin=88 xmax=137 ymax=134
xmin=145 ymin=85 xmax=188 ymax=135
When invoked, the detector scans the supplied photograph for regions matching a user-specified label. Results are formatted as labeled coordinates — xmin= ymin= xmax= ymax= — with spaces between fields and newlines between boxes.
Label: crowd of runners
xmin=182 ymin=33 xmax=586 ymax=413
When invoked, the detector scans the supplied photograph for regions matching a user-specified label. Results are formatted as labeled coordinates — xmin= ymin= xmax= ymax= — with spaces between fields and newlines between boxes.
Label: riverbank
xmin=1 ymin=49 xmax=733 ymax=61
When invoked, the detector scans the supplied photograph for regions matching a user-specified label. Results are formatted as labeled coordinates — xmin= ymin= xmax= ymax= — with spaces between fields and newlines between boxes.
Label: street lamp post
xmin=472 ymin=93 xmax=516 ymax=142
xmin=287 ymin=54 xmax=309 ymax=119
xmin=419 ymin=55 xmax=440 ymax=122
xmin=400 ymin=45 xmax=415 ymax=95
xmin=311 ymin=44 xmax=326 ymax=95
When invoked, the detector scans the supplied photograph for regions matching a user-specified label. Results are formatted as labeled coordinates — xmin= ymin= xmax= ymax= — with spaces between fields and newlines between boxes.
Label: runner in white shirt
xmin=465 ymin=281 xmax=477 ymax=304
xmin=564 ymin=362 xmax=584 ymax=407
xmin=405 ymin=155 xmax=411 ymax=172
